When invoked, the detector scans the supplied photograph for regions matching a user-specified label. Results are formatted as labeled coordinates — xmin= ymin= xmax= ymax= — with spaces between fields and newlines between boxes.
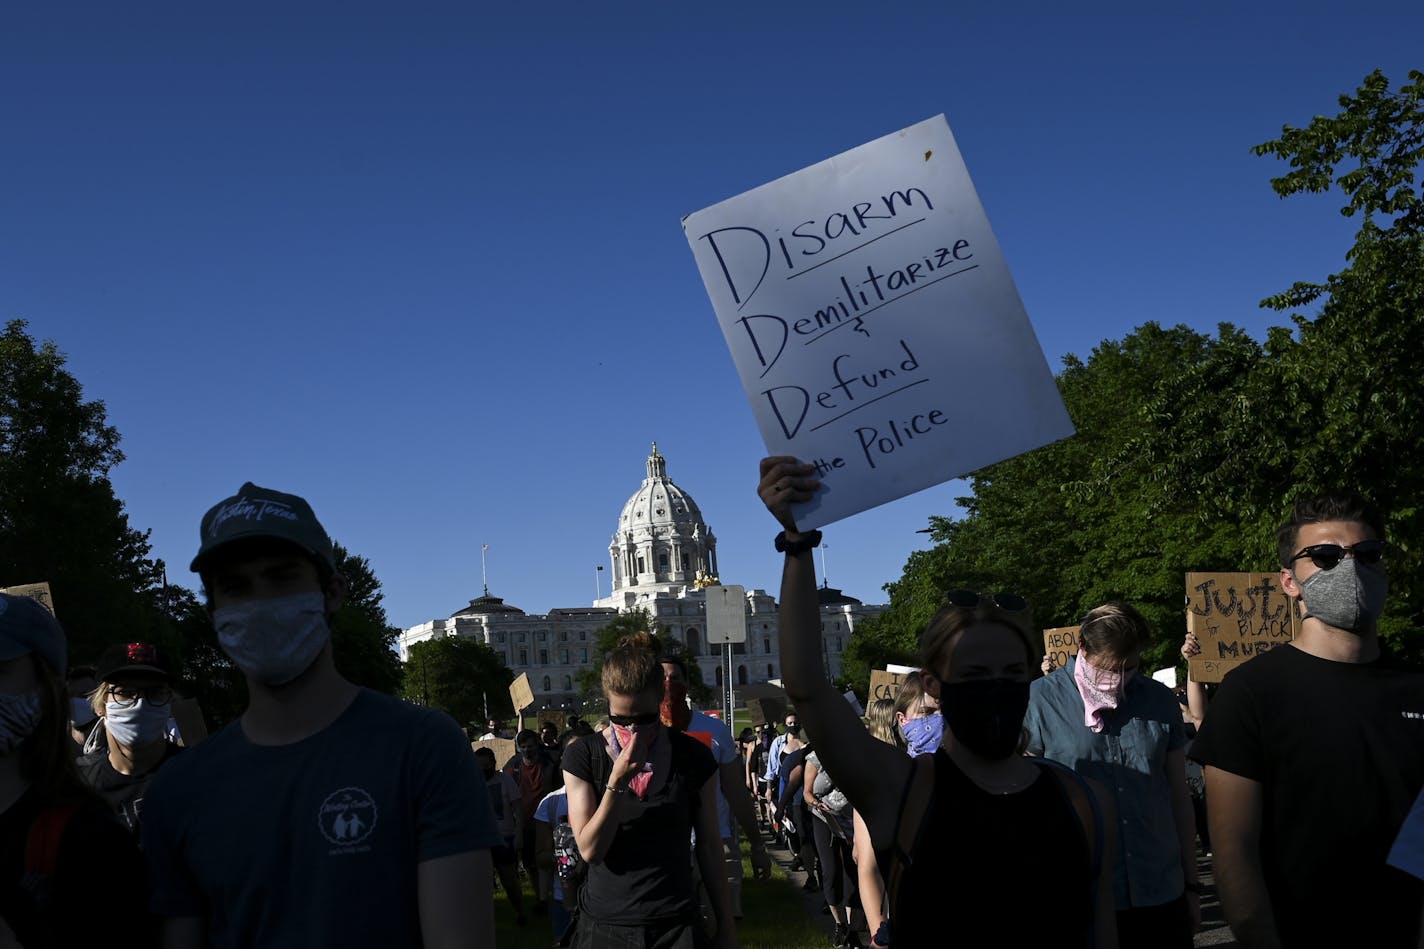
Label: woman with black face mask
xmin=758 ymin=457 xmax=1118 ymax=948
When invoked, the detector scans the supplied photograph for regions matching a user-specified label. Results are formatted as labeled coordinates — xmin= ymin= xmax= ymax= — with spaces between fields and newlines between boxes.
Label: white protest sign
xmin=684 ymin=115 xmax=1073 ymax=529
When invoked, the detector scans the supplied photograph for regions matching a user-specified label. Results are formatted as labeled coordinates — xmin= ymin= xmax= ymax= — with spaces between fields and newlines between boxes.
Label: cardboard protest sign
xmin=1042 ymin=626 xmax=1081 ymax=670
xmin=684 ymin=115 xmax=1073 ymax=529
xmin=869 ymin=668 xmax=911 ymax=703
xmin=747 ymin=696 xmax=787 ymax=727
xmin=1186 ymin=572 xmax=1300 ymax=683
xmin=170 ymin=698 xmax=209 ymax=747
xmin=1 ymin=582 xmax=54 ymax=615
xmin=509 ymin=673 xmax=534 ymax=712
xmin=472 ymin=737 xmax=517 ymax=770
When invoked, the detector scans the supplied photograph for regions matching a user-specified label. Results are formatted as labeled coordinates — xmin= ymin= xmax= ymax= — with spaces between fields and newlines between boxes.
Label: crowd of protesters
xmin=0 ymin=464 xmax=1421 ymax=949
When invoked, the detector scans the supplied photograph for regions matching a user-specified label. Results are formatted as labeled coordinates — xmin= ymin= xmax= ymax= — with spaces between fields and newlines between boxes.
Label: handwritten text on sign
xmin=869 ymin=668 xmax=910 ymax=702
xmin=683 ymin=115 xmax=1073 ymax=529
xmin=1041 ymin=626 xmax=1081 ymax=670
xmin=1185 ymin=572 xmax=1300 ymax=684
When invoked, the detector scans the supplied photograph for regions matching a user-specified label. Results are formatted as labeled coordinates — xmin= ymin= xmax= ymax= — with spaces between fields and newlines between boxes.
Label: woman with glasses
xmin=0 ymin=593 xmax=153 ymax=947
xmin=1024 ymin=602 xmax=1199 ymax=949
xmin=561 ymin=630 xmax=738 ymax=949
xmin=758 ymin=457 xmax=1116 ymax=948
xmin=76 ymin=642 xmax=182 ymax=838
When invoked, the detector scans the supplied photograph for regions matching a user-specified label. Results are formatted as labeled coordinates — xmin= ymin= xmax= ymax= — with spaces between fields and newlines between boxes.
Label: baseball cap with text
xmin=190 ymin=482 xmax=337 ymax=575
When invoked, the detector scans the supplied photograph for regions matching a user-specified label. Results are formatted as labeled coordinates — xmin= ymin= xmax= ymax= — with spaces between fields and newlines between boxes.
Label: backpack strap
xmin=883 ymin=753 xmax=937 ymax=926
xmin=1031 ymin=757 xmax=1104 ymax=946
xmin=21 ymin=802 xmax=81 ymax=904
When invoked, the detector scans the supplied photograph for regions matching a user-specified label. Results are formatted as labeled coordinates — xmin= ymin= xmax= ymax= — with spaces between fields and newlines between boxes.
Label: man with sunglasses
xmin=77 ymin=642 xmax=182 ymax=837
xmin=1191 ymin=491 xmax=1424 ymax=949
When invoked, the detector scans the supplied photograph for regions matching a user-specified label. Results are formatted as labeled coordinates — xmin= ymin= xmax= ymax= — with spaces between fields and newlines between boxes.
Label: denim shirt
xmin=1024 ymin=658 xmax=1187 ymax=909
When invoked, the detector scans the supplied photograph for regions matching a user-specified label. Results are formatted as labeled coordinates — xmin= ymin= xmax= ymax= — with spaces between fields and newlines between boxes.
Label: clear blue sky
xmin=3 ymin=2 xmax=1419 ymax=629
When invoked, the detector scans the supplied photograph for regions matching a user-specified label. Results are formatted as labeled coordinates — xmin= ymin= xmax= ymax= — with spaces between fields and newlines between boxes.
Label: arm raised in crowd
xmin=1206 ymin=767 xmax=1282 ymax=949
xmin=1180 ymin=632 xmax=1209 ymax=726
xmin=758 ymin=456 xmax=910 ymax=840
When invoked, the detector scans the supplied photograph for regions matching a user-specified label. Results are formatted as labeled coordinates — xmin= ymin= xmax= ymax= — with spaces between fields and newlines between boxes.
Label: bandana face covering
xmin=609 ymin=724 xmax=656 ymax=798
xmin=1073 ymin=656 xmax=1135 ymax=733
xmin=900 ymin=713 xmax=944 ymax=756
xmin=0 ymin=691 xmax=42 ymax=756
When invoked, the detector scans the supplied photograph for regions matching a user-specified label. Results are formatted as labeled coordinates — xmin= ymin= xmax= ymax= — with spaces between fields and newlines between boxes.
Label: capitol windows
xmin=580 ymin=648 xmax=588 ymax=663
xmin=539 ymin=649 xmax=549 ymax=665
xmin=559 ymin=649 xmax=568 ymax=664
xmin=559 ymin=631 xmax=567 ymax=642
xmin=659 ymin=553 xmax=669 ymax=570
xmin=738 ymin=665 xmax=747 ymax=685
xmin=563 ymin=675 xmax=573 ymax=691
xmin=519 ymin=648 xmax=528 ymax=665
xmin=497 ymin=633 xmax=506 ymax=644
xmin=762 ymin=637 xmax=771 ymax=654
xmin=681 ymin=553 xmax=689 ymax=571
xmin=543 ymin=676 xmax=551 ymax=691
xmin=686 ymin=628 xmax=701 ymax=656
xmin=538 ymin=632 xmax=546 ymax=642
xmin=835 ymin=637 xmax=843 ymax=651
xmin=767 ymin=664 xmax=774 ymax=678
xmin=637 ymin=556 xmax=646 ymax=573
xmin=518 ymin=633 xmax=527 ymax=644
xmin=579 ymin=631 xmax=586 ymax=641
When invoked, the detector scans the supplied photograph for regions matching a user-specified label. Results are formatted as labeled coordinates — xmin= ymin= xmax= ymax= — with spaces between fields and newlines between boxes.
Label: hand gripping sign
xmin=683 ymin=115 xmax=1073 ymax=529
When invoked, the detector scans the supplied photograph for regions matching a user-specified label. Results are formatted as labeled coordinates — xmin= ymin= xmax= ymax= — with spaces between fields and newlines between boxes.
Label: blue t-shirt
xmin=142 ymin=690 xmax=498 ymax=948
xmin=1024 ymin=658 xmax=1187 ymax=910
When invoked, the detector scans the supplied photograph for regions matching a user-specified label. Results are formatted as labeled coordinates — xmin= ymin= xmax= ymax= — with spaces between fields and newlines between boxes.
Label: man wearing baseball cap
xmin=142 ymin=483 xmax=498 ymax=948
xmin=77 ymin=642 xmax=181 ymax=837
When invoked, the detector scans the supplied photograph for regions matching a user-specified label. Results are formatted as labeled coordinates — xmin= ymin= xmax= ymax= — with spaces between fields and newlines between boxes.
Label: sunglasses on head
xmin=608 ymin=711 xmax=659 ymax=727
xmin=1288 ymin=539 xmax=1386 ymax=571
xmin=943 ymin=589 xmax=1029 ymax=612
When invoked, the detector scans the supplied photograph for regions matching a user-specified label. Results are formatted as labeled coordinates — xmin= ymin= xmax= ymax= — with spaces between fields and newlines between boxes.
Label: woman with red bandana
xmin=562 ymin=631 xmax=737 ymax=949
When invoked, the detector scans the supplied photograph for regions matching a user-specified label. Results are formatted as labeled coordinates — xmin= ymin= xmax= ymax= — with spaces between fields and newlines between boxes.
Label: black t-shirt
xmin=76 ymin=743 xmax=182 ymax=837
xmin=0 ymin=787 xmax=153 ymax=948
xmin=562 ymin=728 xmax=717 ymax=925
xmin=777 ymin=746 xmax=811 ymax=819
xmin=1190 ymin=644 xmax=1424 ymax=947
xmin=895 ymin=751 xmax=1094 ymax=946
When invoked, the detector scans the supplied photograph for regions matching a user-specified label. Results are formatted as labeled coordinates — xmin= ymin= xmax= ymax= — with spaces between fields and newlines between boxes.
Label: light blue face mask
xmin=900 ymin=713 xmax=944 ymax=756
xmin=213 ymin=591 xmax=330 ymax=686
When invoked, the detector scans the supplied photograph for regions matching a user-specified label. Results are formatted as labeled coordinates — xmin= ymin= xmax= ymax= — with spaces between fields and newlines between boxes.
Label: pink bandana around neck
xmin=1073 ymin=656 xmax=1133 ymax=733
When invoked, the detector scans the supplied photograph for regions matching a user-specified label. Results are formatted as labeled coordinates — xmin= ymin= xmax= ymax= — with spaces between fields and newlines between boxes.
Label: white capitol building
xmin=399 ymin=444 xmax=886 ymax=710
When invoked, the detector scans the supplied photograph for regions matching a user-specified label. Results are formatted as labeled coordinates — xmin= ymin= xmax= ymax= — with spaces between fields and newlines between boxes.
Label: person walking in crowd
xmin=892 ymin=672 xmax=941 ymax=757
xmin=475 ymin=746 xmax=527 ymax=925
xmin=758 ymin=456 xmax=1116 ymax=948
xmin=141 ymin=482 xmax=498 ymax=948
xmin=1025 ymin=602 xmax=1199 ymax=948
xmin=0 ymin=592 xmax=153 ymax=947
xmin=64 ymin=664 xmax=99 ymax=753
xmin=853 ymin=699 xmax=904 ymax=946
xmin=774 ymin=721 xmax=818 ymax=890
xmin=1191 ymin=491 xmax=1424 ymax=948
xmin=660 ymin=656 xmax=771 ymax=920
xmin=562 ymin=630 xmax=737 ymax=949
xmin=760 ymin=710 xmax=799 ymax=810
xmin=1177 ymin=633 xmax=1211 ymax=855
xmin=76 ymin=642 xmax=182 ymax=837
xmin=537 ymin=730 xmax=589 ymax=946
xmin=804 ymin=746 xmax=858 ymax=947
xmin=506 ymin=726 xmax=561 ymax=916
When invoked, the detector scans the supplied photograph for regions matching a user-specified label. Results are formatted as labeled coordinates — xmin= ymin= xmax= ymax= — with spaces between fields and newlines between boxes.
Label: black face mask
xmin=939 ymin=678 xmax=1030 ymax=760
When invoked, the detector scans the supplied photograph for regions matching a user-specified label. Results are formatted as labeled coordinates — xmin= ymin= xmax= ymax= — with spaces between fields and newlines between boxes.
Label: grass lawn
xmin=492 ymin=854 xmax=827 ymax=949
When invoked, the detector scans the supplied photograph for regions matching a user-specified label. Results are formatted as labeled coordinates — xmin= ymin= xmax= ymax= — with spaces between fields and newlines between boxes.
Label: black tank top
xmin=892 ymin=750 xmax=1094 ymax=946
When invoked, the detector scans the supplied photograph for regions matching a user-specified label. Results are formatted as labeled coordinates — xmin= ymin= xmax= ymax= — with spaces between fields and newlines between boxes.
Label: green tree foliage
xmin=400 ymin=635 xmax=515 ymax=731
xmin=577 ymin=608 xmax=713 ymax=714
xmin=854 ymin=69 xmax=1424 ymax=674
xmin=329 ymin=543 xmax=403 ymax=695
xmin=0 ymin=319 xmax=168 ymax=664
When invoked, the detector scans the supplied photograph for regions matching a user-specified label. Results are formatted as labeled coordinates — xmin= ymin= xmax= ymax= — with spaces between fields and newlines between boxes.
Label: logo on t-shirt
xmin=319 ymin=786 xmax=378 ymax=849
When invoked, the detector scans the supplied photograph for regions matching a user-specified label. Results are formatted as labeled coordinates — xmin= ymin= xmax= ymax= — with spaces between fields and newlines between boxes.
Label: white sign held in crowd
xmin=684 ymin=115 xmax=1073 ymax=529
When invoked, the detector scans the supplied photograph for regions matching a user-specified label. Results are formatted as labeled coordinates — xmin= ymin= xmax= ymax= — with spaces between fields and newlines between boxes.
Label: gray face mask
xmin=1298 ymin=557 xmax=1389 ymax=632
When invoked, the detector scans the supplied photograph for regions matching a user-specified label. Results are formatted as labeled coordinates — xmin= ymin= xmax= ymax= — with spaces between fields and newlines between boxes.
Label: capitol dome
xmin=600 ymin=443 xmax=718 ymax=608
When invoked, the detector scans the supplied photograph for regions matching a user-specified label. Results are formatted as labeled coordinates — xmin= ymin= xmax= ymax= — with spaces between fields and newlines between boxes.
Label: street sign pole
xmin=704 ymin=585 xmax=748 ymax=725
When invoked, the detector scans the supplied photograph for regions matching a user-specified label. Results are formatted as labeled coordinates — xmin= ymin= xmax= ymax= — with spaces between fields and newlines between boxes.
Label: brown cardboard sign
xmin=472 ymin=737 xmax=518 ymax=770
xmin=1186 ymin=571 xmax=1299 ymax=683
xmin=1041 ymin=626 xmax=1081 ymax=670
xmin=170 ymin=697 xmax=209 ymax=747
xmin=509 ymin=673 xmax=534 ymax=711
xmin=1 ymin=582 xmax=55 ymax=616
xmin=537 ymin=710 xmax=568 ymax=733
xmin=868 ymin=668 xmax=910 ymax=703
xmin=747 ymin=697 xmax=787 ymax=727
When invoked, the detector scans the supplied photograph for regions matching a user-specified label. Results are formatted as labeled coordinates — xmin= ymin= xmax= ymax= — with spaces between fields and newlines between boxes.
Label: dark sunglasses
xmin=1287 ymin=539 xmax=1386 ymax=571
xmin=943 ymin=589 xmax=1029 ymax=612
xmin=608 ymin=711 xmax=659 ymax=727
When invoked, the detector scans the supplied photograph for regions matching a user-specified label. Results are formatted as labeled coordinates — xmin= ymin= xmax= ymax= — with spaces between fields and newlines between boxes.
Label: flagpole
xmin=481 ymin=544 xmax=489 ymax=596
